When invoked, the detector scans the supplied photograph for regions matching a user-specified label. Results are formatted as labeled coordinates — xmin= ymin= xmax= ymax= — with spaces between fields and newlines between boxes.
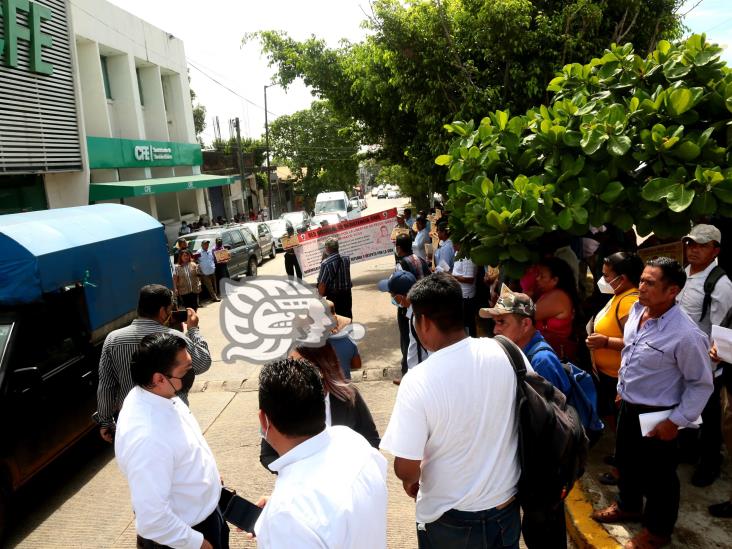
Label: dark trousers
xmin=327 ymin=289 xmax=353 ymax=319
xmin=678 ymin=376 xmax=723 ymax=471
xmin=521 ymin=502 xmax=567 ymax=549
xmin=463 ymin=297 xmax=477 ymax=338
xmin=616 ymin=401 xmax=679 ymax=537
xmin=179 ymin=292 xmax=199 ymax=312
xmin=416 ymin=499 xmax=520 ymax=549
xmin=397 ymin=306 xmax=410 ymax=375
xmin=284 ymin=251 xmax=302 ymax=279
xmin=137 ymin=508 xmax=229 ymax=549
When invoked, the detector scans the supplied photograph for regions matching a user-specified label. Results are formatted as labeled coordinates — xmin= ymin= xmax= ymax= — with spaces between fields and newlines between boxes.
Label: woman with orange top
xmin=586 ymin=252 xmax=644 ymax=429
xmin=534 ymin=257 xmax=579 ymax=361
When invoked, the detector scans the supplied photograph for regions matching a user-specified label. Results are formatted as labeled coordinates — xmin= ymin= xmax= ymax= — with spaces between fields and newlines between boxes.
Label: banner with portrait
xmin=295 ymin=209 xmax=398 ymax=277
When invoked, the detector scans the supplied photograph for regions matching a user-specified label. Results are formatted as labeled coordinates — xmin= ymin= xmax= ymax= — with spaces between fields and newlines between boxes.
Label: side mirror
xmin=347 ymin=205 xmax=353 ymax=212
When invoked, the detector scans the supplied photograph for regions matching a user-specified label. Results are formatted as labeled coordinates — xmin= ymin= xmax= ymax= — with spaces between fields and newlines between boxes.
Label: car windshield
xmin=315 ymin=199 xmax=347 ymax=213
xmin=181 ymin=233 xmax=218 ymax=253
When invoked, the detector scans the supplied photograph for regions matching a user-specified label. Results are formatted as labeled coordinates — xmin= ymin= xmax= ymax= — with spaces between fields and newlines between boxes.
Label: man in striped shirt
xmin=317 ymin=238 xmax=353 ymax=319
xmin=96 ymin=284 xmax=212 ymax=442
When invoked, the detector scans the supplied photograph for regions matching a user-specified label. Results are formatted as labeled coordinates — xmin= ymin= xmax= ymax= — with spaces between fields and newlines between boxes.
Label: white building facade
xmin=0 ymin=0 xmax=235 ymax=241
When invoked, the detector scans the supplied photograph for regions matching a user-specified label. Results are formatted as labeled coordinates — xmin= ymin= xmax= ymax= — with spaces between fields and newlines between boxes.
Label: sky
xmin=108 ymin=0 xmax=732 ymax=145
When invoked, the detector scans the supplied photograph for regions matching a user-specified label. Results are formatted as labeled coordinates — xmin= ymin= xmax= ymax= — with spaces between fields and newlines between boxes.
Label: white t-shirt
xmin=255 ymin=426 xmax=387 ymax=548
xmin=380 ymin=337 xmax=522 ymax=523
xmin=452 ymin=258 xmax=477 ymax=298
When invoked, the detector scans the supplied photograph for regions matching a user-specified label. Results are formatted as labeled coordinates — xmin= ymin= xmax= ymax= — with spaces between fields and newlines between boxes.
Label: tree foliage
xmin=248 ymin=0 xmax=683 ymax=204
xmin=437 ymin=34 xmax=732 ymax=278
xmin=189 ymin=85 xmax=206 ymax=142
xmin=269 ymin=100 xmax=360 ymax=201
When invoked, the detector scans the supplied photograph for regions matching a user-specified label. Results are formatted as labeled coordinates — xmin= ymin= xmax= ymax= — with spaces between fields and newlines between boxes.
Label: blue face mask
xmin=391 ymin=297 xmax=399 ymax=307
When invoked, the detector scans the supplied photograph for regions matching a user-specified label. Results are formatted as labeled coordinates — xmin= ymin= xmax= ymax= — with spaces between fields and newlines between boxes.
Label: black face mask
xmin=166 ymin=369 xmax=195 ymax=395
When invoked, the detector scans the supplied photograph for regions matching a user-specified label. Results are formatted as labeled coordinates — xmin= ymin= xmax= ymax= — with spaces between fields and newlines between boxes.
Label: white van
xmin=314 ymin=191 xmax=360 ymax=221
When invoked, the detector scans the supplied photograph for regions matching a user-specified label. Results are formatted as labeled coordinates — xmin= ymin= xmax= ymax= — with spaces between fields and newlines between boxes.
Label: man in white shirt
xmin=380 ymin=273 xmax=521 ymax=549
xmin=253 ymin=358 xmax=387 ymax=548
xmin=197 ymin=240 xmax=220 ymax=302
xmin=452 ymin=242 xmax=478 ymax=337
xmin=115 ymin=333 xmax=227 ymax=549
xmin=677 ymin=224 xmax=732 ymax=487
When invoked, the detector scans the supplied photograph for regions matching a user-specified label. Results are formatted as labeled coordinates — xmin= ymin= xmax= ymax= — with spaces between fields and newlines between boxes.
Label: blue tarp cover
xmin=0 ymin=204 xmax=172 ymax=330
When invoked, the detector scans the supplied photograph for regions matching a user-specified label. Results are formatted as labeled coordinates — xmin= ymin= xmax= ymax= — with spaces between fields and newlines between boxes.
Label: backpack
xmin=495 ymin=335 xmax=589 ymax=511
xmin=527 ymin=341 xmax=604 ymax=443
xmin=701 ymin=266 xmax=726 ymax=321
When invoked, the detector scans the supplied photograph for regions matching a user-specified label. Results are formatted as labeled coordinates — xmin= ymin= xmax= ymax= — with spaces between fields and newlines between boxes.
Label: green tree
xmin=436 ymin=34 xmax=732 ymax=278
xmin=248 ymin=0 xmax=683 ymax=206
xmin=269 ymin=100 xmax=360 ymax=202
xmin=189 ymin=82 xmax=206 ymax=142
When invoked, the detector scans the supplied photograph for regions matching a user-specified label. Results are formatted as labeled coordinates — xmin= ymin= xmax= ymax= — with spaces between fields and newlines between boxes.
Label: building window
xmin=136 ymin=68 xmax=144 ymax=106
xmin=100 ymin=56 xmax=112 ymax=100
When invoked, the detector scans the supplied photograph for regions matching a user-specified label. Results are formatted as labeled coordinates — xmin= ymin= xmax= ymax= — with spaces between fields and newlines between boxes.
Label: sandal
xmin=591 ymin=502 xmax=642 ymax=524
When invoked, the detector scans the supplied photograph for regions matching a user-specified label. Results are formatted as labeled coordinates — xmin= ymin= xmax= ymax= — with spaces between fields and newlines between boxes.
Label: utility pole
xmin=233 ymin=118 xmax=251 ymax=213
xmin=264 ymin=85 xmax=273 ymax=218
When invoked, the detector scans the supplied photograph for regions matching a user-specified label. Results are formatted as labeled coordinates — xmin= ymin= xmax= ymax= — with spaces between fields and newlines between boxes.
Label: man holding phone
xmin=96 ymin=284 xmax=212 ymax=442
xmin=251 ymin=358 xmax=387 ymax=548
xmin=115 ymin=333 xmax=227 ymax=549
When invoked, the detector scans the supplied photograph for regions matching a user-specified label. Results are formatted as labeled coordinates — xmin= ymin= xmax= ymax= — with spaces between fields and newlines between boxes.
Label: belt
xmin=136 ymin=508 xmax=219 ymax=549
xmin=621 ymin=401 xmax=673 ymax=414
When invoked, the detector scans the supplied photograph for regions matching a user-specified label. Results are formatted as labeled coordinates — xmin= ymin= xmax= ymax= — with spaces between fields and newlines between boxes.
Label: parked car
xmin=279 ymin=211 xmax=310 ymax=233
xmin=0 ymin=204 xmax=172 ymax=539
xmin=349 ymin=197 xmax=362 ymax=214
xmin=183 ymin=226 xmax=262 ymax=278
xmin=242 ymin=222 xmax=276 ymax=261
xmin=265 ymin=219 xmax=295 ymax=251
xmin=310 ymin=213 xmax=343 ymax=228
xmin=314 ymin=191 xmax=360 ymax=221
xmin=387 ymin=190 xmax=398 ymax=199
xmin=358 ymin=197 xmax=368 ymax=210
xmin=377 ymin=189 xmax=388 ymax=199
xmin=370 ymin=187 xmax=379 ymax=197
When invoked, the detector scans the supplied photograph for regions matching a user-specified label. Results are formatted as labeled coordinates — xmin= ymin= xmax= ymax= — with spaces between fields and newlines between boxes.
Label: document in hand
xmin=639 ymin=410 xmax=702 ymax=437
xmin=711 ymin=324 xmax=732 ymax=363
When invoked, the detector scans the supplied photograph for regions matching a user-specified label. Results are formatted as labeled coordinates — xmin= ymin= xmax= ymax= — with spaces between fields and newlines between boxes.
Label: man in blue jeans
xmin=381 ymin=273 xmax=521 ymax=548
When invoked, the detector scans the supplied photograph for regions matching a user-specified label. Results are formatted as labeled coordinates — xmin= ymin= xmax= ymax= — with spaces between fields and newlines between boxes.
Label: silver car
xmin=265 ymin=219 xmax=295 ymax=251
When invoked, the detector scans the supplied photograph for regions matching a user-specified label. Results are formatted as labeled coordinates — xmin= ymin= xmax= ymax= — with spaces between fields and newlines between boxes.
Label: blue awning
xmin=0 ymin=204 xmax=172 ymax=330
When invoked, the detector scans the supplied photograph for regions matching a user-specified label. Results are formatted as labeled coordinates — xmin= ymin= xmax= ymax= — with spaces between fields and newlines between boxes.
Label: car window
xmin=228 ymin=230 xmax=245 ymax=246
xmin=259 ymin=225 xmax=269 ymax=236
xmin=222 ymin=232 xmax=234 ymax=248
xmin=241 ymin=228 xmax=257 ymax=245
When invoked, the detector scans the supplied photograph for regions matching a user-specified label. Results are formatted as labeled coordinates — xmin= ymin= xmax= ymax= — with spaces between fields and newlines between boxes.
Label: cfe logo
xmin=0 ymin=0 xmax=54 ymax=75
xmin=134 ymin=145 xmax=151 ymax=161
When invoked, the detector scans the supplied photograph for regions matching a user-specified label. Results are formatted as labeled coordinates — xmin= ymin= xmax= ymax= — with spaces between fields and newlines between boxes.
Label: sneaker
xmin=708 ymin=501 xmax=732 ymax=518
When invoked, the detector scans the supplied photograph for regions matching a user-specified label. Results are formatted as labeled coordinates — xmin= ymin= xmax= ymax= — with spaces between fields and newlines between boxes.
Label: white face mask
xmin=597 ymin=274 xmax=620 ymax=294
xmin=259 ymin=416 xmax=270 ymax=441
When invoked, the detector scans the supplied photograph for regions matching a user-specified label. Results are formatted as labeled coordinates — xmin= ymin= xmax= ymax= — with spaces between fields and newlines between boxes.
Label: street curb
xmin=565 ymin=480 xmax=623 ymax=549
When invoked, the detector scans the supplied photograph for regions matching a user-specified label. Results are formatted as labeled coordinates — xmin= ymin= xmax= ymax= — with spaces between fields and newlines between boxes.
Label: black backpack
xmin=494 ymin=335 xmax=589 ymax=511
xmin=701 ymin=266 xmax=726 ymax=321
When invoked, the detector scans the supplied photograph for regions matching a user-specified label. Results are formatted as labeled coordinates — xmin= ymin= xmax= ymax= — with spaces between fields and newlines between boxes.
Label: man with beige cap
xmin=677 ymin=223 xmax=732 ymax=488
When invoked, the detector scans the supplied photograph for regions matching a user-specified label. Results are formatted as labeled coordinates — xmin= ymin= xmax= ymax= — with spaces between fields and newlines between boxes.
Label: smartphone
xmin=171 ymin=309 xmax=188 ymax=323
xmin=219 ymin=488 xmax=262 ymax=533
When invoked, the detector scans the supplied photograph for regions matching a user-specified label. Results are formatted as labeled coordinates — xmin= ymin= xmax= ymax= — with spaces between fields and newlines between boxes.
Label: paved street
xmin=6 ymin=197 xmax=424 ymax=548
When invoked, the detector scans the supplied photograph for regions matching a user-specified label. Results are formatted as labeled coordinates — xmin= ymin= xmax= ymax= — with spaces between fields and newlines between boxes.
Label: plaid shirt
xmin=317 ymin=253 xmax=352 ymax=292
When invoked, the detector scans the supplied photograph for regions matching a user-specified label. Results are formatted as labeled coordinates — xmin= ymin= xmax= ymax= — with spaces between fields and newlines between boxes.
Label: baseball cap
xmin=479 ymin=284 xmax=535 ymax=319
xmin=202 ymin=239 xmax=210 ymax=244
xmin=377 ymin=270 xmax=417 ymax=296
xmin=683 ymin=224 xmax=721 ymax=245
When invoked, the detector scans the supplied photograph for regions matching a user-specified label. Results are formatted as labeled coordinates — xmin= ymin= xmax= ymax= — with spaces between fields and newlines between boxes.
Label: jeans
xmin=521 ymin=501 xmax=567 ymax=549
xmin=616 ymin=401 xmax=679 ymax=537
xmin=137 ymin=508 xmax=229 ymax=549
xmin=417 ymin=499 xmax=520 ymax=549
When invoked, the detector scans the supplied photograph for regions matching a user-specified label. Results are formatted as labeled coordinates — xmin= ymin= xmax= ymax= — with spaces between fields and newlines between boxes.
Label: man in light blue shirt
xmin=412 ymin=216 xmax=430 ymax=262
xmin=592 ymin=257 xmax=712 ymax=549
xmin=197 ymin=240 xmax=219 ymax=302
xmin=433 ymin=221 xmax=455 ymax=273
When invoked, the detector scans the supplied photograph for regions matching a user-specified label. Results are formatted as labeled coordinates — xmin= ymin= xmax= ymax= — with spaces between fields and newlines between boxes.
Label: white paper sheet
xmin=712 ymin=324 xmax=732 ymax=364
xmin=639 ymin=410 xmax=702 ymax=437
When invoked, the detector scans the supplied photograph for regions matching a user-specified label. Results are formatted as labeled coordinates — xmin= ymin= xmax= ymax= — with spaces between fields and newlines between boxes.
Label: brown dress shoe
xmin=591 ymin=502 xmax=642 ymax=523
xmin=624 ymin=528 xmax=671 ymax=549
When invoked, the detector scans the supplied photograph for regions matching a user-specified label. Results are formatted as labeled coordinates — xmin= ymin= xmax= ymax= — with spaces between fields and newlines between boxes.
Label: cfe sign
xmin=0 ymin=0 xmax=54 ymax=75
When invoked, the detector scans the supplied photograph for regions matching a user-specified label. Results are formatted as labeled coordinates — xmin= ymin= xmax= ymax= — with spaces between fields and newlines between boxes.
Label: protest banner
xmin=295 ymin=209 xmax=398 ymax=277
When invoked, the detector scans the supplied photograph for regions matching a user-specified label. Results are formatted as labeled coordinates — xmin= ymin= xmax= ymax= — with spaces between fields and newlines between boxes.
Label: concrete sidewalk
xmin=565 ymin=433 xmax=732 ymax=548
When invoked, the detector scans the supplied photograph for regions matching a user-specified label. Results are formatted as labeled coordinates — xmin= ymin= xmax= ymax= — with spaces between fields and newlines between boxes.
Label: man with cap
xmin=677 ymin=223 xmax=732 ymax=487
xmin=197 ymin=239 xmax=220 ymax=303
xmin=480 ymin=284 xmax=569 ymax=548
xmin=213 ymin=237 xmax=230 ymax=286
xmin=378 ymin=270 xmax=429 ymax=385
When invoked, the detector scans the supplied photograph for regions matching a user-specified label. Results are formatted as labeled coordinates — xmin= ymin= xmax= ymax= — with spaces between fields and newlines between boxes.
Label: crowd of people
xmin=95 ymin=208 xmax=732 ymax=549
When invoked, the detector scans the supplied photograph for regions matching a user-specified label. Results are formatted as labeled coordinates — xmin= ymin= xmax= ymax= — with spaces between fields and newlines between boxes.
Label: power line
xmin=187 ymin=60 xmax=279 ymax=118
